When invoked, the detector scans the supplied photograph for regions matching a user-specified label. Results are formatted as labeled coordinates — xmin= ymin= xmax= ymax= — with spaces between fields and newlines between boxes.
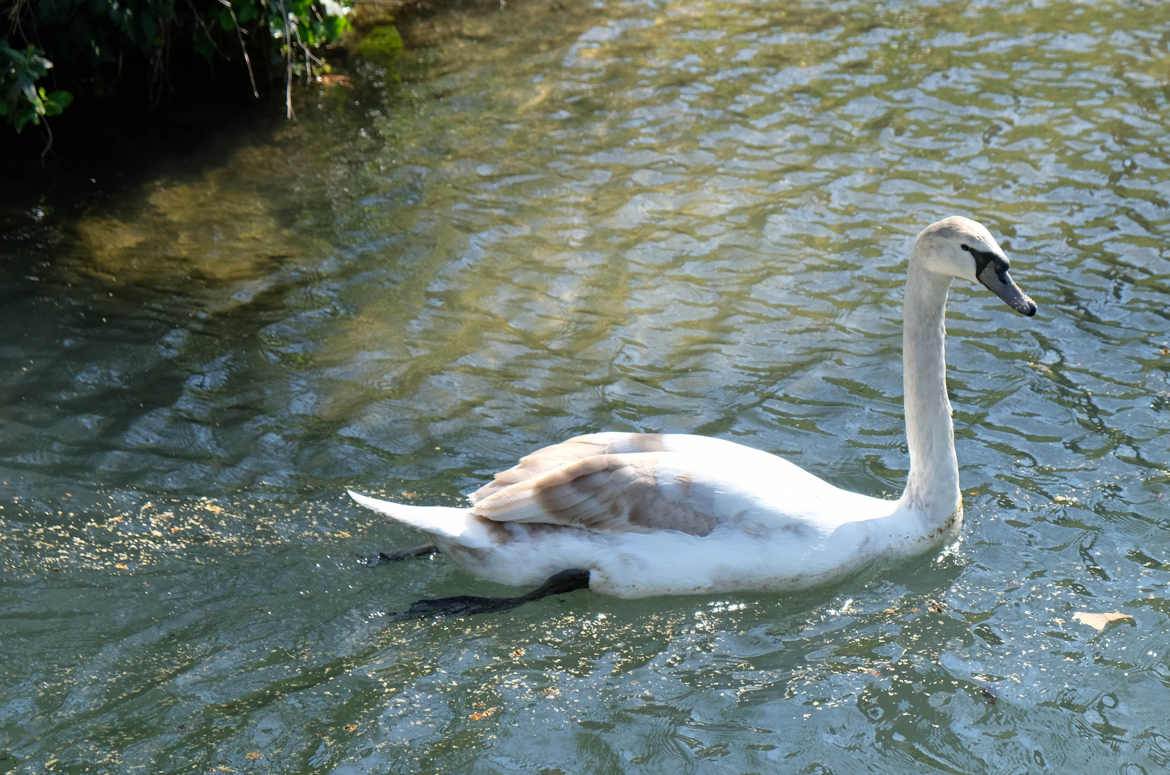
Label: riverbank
xmin=0 ymin=0 xmax=513 ymax=216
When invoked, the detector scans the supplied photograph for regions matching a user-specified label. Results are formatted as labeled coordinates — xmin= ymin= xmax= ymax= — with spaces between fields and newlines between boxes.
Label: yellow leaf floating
xmin=468 ymin=707 xmax=498 ymax=720
xmin=1072 ymin=611 xmax=1133 ymax=631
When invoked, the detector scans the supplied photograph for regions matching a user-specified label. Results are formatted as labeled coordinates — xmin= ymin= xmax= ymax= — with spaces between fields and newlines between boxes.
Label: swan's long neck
xmin=900 ymin=261 xmax=961 ymax=526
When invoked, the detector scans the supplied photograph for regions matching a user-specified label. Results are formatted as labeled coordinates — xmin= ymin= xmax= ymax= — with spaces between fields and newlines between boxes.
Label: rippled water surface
xmin=3 ymin=0 xmax=1170 ymax=772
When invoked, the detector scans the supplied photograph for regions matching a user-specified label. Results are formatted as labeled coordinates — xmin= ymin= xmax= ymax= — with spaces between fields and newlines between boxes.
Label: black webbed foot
xmin=402 ymin=593 xmax=526 ymax=618
xmin=361 ymin=543 xmax=439 ymax=567
xmin=394 ymin=568 xmax=590 ymax=620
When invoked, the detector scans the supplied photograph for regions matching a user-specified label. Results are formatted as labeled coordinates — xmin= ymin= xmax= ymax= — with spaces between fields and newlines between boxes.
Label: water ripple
xmin=2 ymin=0 xmax=1170 ymax=772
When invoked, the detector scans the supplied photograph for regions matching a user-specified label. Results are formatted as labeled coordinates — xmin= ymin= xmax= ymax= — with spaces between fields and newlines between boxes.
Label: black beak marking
xmin=960 ymin=243 xmax=1005 ymax=275
xmin=961 ymin=243 xmax=1037 ymax=317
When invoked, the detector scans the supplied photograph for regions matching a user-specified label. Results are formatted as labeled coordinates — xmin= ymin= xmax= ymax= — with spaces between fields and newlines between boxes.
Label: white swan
xmin=349 ymin=216 xmax=1036 ymax=603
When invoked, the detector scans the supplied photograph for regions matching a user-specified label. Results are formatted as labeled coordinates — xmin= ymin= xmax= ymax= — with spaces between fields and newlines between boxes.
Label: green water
xmin=3 ymin=0 xmax=1170 ymax=772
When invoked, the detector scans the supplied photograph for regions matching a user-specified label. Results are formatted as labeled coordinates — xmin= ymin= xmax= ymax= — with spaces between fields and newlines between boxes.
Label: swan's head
xmin=914 ymin=216 xmax=1037 ymax=316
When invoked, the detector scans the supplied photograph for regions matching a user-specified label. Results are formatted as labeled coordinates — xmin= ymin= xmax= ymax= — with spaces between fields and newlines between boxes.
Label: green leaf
xmin=235 ymin=0 xmax=259 ymax=25
xmin=13 ymin=108 xmax=35 ymax=132
xmin=323 ymin=15 xmax=349 ymax=41
xmin=300 ymin=22 xmax=320 ymax=47
xmin=44 ymin=89 xmax=72 ymax=116
xmin=216 ymin=8 xmax=236 ymax=31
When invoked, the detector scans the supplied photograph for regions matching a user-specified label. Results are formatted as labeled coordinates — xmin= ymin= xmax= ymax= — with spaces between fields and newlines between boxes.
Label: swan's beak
xmin=978 ymin=260 xmax=1037 ymax=317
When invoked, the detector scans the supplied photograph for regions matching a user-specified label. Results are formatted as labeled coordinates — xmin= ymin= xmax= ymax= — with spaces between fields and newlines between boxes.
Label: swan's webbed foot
xmin=402 ymin=594 xmax=523 ymax=618
xmin=361 ymin=543 xmax=440 ymax=567
xmin=394 ymin=568 xmax=590 ymax=620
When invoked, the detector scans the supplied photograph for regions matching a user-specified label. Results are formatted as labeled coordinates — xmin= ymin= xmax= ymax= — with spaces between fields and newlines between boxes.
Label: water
xmin=2 ymin=0 xmax=1169 ymax=771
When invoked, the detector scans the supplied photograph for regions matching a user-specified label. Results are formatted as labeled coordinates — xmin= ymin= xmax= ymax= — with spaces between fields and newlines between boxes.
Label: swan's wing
xmin=470 ymin=452 xmax=720 ymax=537
xmin=468 ymin=432 xmax=673 ymax=504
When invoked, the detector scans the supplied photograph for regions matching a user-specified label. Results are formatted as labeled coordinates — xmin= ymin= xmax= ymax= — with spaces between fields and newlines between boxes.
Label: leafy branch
xmin=0 ymin=41 xmax=72 ymax=132
xmin=1 ymin=0 xmax=351 ymax=137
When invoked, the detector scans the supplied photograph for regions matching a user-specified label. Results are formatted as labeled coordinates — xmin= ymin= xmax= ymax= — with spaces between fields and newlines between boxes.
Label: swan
xmin=349 ymin=216 xmax=1036 ymax=612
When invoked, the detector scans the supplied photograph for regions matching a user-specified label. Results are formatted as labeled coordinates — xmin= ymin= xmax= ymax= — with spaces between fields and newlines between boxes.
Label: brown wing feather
xmin=468 ymin=433 xmax=670 ymax=504
xmin=470 ymin=451 xmax=718 ymax=537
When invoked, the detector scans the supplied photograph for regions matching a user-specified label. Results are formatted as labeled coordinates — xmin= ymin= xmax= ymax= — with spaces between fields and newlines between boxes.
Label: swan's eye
xmin=960 ymin=244 xmax=972 ymax=253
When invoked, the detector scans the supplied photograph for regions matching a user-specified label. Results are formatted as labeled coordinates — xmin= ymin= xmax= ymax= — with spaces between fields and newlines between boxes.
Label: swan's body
xmin=350 ymin=216 xmax=1036 ymax=600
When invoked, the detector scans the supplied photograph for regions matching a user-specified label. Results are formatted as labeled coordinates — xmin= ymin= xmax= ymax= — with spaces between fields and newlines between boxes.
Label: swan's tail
xmin=347 ymin=490 xmax=494 ymax=549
